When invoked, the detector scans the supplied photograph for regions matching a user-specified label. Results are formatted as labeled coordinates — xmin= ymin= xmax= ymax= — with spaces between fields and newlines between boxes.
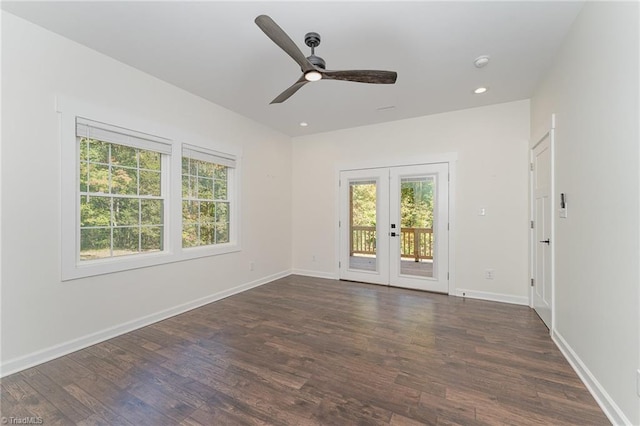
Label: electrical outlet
xmin=250 ymin=261 xmax=255 ymax=271
xmin=312 ymin=255 xmax=316 ymax=262
xmin=484 ymin=269 xmax=494 ymax=280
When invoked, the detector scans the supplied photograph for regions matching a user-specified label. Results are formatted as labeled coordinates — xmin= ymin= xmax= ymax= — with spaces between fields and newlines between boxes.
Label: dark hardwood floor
xmin=1 ymin=275 xmax=609 ymax=425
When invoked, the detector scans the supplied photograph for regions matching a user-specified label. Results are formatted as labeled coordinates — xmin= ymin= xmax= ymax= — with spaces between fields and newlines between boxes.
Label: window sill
xmin=62 ymin=244 xmax=241 ymax=281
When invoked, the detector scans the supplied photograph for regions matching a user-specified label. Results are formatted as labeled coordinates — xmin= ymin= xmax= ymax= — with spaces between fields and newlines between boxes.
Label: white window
xmin=60 ymin=99 xmax=241 ymax=280
xmin=182 ymin=145 xmax=235 ymax=248
xmin=77 ymin=118 xmax=170 ymax=260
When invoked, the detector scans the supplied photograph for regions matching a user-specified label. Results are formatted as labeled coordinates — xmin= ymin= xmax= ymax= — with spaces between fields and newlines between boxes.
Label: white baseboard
xmin=552 ymin=330 xmax=631 ymax=426
xmin=0 ymin=269 xmax=291 ymax=378
xmin=453 ymin=288 xmax=529 ymax=306
xmin=291 ymin=268 xmax=337 ymax=280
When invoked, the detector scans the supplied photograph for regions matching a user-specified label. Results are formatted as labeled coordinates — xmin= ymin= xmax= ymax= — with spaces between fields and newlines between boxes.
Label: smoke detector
xmin=474 ymin=55 xmax=490 ymax=68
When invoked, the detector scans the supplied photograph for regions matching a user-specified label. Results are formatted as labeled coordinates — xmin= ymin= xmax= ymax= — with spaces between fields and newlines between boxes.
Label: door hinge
xmin=339 ymin=179 xmax=341 ymax=187
xmin=339 ymin=220 xmax=341 ymax=228
xmin=447 ymin=173 xmax=450 ymax=182
xmin=530 ymin=278 xmax=534 ymax=287
xmin=530 ymin=163 xmax=534 ymax=171
xmin=447 ymin=272 xmax=450 ymax=280
xmin=530 ymin=220 xmax=534 ymax=229
xmin=339 ymin=261 xmax=341 ymax=268
xmin=447 ymin=223 xmax=450 ymax=231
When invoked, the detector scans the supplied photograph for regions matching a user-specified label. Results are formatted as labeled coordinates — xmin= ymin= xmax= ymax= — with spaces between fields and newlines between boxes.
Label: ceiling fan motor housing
xmin=306 ymin=54 xmax=326 ymax=69
xmin=304 ymin=32 xmax=325 ymax=69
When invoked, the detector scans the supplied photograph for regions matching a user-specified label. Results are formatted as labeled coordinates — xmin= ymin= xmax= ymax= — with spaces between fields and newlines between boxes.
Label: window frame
xmin=181 ymin=144 xmax=236 ymax=250
xmin=59 ymin=97 xmax=241 ymax=281
xmin=77 ymin=118 xmax=171 ymax=262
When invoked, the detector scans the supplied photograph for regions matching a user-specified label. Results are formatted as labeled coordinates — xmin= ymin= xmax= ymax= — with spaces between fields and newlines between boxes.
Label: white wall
xmin=531 ymin=2 xmax=639 ymax=424
xmin=0 ymin=12 xmax=292 ymax=373
xmin=291 ymin=100 xmax=530 ymax=303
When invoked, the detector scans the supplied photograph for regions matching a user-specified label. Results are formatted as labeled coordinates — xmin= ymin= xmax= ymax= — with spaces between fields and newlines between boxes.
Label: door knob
xmin=539 ymin=239 xmax=550 ymax=244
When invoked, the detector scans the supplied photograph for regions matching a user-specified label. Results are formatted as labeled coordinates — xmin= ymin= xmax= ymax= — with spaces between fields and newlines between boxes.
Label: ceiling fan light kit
xmin=255 ymin=15 xmax=398 ymax=104
xmin=304 ymin=71 xmax=322 ymax=82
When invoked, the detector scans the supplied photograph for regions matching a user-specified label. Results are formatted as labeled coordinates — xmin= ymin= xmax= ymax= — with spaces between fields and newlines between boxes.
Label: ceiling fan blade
xmin=270 ymin=76 xmax=308 ymax=104
xmin=321 ymin=70 xmax=398 ymax=84
xmin=255 ymin=15 xmax=315 ymax=73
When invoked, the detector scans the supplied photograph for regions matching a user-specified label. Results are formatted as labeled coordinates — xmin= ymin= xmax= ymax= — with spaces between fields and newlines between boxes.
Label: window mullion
xmin=161 ymin=150 xmax=170 ymax=253
xmin=109 ymin=197 xmax=114 ymax=258
xmin=137 ymin=149 xmax=142 ymax=254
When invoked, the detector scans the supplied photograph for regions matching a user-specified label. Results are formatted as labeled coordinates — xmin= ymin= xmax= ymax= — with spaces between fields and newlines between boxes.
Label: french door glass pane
xmin=399 ymin=176 xmax=435 ymax=278
xmin=349 ymin=180 xmax=377 ymax=272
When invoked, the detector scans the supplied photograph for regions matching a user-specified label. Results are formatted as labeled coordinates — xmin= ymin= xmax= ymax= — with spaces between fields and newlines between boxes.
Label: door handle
xmin=539 ymin=239 xmax=550 ymax=244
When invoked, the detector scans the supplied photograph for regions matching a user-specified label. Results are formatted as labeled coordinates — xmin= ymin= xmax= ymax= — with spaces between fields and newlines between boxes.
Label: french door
xmin=339 ymin=163 xmax=449 ymax=293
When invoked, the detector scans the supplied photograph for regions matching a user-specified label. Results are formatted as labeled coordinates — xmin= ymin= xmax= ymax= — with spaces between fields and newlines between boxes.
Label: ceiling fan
xmin=255 ymin=15 xmax=398 ymax=104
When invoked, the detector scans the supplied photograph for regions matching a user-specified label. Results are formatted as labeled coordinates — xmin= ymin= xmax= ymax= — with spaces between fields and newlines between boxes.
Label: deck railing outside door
xmin=350 ymin=226 xmax=433 ymax=260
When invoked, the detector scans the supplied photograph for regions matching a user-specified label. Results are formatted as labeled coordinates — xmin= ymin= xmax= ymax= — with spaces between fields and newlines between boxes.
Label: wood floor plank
xmin=125 ymin=379 xmax=198 ymax=423
xmin=74 ymin=413 xmax=111 ymax=426
xmin=311 ymin=394 xmax=393 ymax=425
xmin=20 ymin=369 xmax=93 ymax=422
xmin=2 ymin=376 xmax=73 ymax=424
xmin=35 ymin=356 xmax=95 ymax=387
xmin=1 ymin=376 xmax=38 ymax=419
xmin=76 ymin=374 xmax=176 ymax=425
xmin=62 ymin=383 xmax=135 ymax=426
xmin=1 ymin=276 xmax=610 ymax=425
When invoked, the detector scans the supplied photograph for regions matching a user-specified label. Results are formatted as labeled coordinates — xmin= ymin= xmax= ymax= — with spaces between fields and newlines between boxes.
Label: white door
xmin=339 ymin=164 xmax=449 ymax=293
xmin=531 ymin=134 xmax=552 ymax=328
xmin=338 ymin=168 xmax=389 ymax=285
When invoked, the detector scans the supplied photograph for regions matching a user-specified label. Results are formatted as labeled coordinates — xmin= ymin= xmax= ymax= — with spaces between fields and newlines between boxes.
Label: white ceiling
xmin=2 ymin=1 xmax=583 ymax=137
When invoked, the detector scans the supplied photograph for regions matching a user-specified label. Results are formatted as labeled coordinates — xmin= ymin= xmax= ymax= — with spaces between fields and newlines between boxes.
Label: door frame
xmin=334 ymin=153 xmax=457 ymax=295
xmin=529 ymin=114 xmax=555 ymax=331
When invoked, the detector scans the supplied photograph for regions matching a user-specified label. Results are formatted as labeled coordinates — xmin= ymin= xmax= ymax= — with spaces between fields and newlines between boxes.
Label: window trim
xmin=59 ymin=97 xmax=241 ymax=281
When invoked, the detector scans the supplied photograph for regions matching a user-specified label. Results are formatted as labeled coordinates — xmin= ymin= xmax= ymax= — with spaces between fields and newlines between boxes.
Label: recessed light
xmin=299 ymin=122 xmax=309 ymax=127
xmin=474 ymin=55 xmax=490 ymax=68
xmin=473 ymin=87 xmax=488 ymax=94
